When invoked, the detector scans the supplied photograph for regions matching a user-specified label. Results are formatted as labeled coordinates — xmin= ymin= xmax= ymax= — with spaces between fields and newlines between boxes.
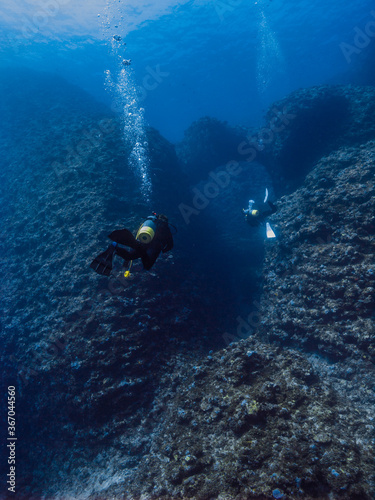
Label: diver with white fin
xmin=90 ymin=213 xmax=174 ymax=277
xmin=242 ymin=188 xmax=277 ymax=238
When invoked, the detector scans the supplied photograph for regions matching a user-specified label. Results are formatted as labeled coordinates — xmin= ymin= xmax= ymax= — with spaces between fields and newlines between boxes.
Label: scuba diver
xmin=243 ymin=188 xmax=277 ymax=238
xmin=90 ymin=213 xmax=174 ymax=277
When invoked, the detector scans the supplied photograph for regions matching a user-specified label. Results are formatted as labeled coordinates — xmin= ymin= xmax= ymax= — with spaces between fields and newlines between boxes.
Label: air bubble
xmin=104 ymin=63 xmax=152 ymax=202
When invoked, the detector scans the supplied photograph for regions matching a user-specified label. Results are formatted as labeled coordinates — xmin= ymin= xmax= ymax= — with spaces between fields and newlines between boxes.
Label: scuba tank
xmin=137 ymin=216 xmax=157 ymax=244
xmin=124 ymin=213 xmax=176 ymax=279
xmin=124 ymin=215 xmax=157 ymax=278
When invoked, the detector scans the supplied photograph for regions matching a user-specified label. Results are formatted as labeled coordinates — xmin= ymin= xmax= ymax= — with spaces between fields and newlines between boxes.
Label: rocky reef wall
xmin=0 ymin=69 xmax=239 ymax=498
xmin=1 ymin=69 xmax=374 ymax=499
xmin=262 ymin=85 xmax=375 ymax=192
xmin=260 ymin=142 xmax=375 ymax=361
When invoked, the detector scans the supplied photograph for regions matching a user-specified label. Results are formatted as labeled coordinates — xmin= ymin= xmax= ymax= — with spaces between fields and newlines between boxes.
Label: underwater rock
xmin=259 ymin=140 xmax=375 ymax=362
xmin=2 ymin=68 xmax=374 ymax=500
xmin=174 ymin=85 xmax=375 ymax=197
xmin=262 ymin=84 xmax=375 ymax=191
xmin=0 ymin=68 xmax=240 ymax=497
xmin=44 ymin=337 xmax=374 ymax=499
xmin=0 ymin=67 xmax=112 ymax=163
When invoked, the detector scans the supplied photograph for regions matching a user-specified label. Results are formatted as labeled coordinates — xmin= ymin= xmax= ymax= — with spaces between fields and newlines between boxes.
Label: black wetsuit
xmin=90 ymin=216 xmax=174 ymax=276
xmin=245 ymin=201 xmax=277 ymax=227
xmin=115 ymin=218 xmax=173 ymax=270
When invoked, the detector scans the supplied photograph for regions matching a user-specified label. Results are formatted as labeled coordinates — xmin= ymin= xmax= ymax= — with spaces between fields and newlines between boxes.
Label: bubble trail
xmin=102 ymin=0 xmax=152 ymax=203
xmin=105 ymin=66 xmax=152 ymax=204
xmin=256 ymin=5 xmax=286 ymax=96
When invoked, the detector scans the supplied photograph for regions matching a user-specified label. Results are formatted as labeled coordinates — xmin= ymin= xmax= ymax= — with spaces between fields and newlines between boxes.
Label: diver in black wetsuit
xmin=242 ymin=189 xmax=277 ymax=238
xmin=243 ymin=199 xmax=277 ymax=227
xmin=90 ymin=213 xmax=174 ymax=276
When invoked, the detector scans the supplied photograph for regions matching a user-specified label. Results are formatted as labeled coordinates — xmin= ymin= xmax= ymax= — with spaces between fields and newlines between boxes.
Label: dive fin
xmin=266 ymin=222 xmax=276 ymax=239
xmin=108 ymin=229 xmax=139 ymax=249
xmin=90 ymin=246 xmax=115 ymax=276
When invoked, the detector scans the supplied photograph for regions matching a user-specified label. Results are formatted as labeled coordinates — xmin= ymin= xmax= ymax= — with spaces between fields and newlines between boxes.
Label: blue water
xmin=1 ymin=0 xmax=374 ymax=142
xmin=1 ymin=0 xmax=375 ymax=497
